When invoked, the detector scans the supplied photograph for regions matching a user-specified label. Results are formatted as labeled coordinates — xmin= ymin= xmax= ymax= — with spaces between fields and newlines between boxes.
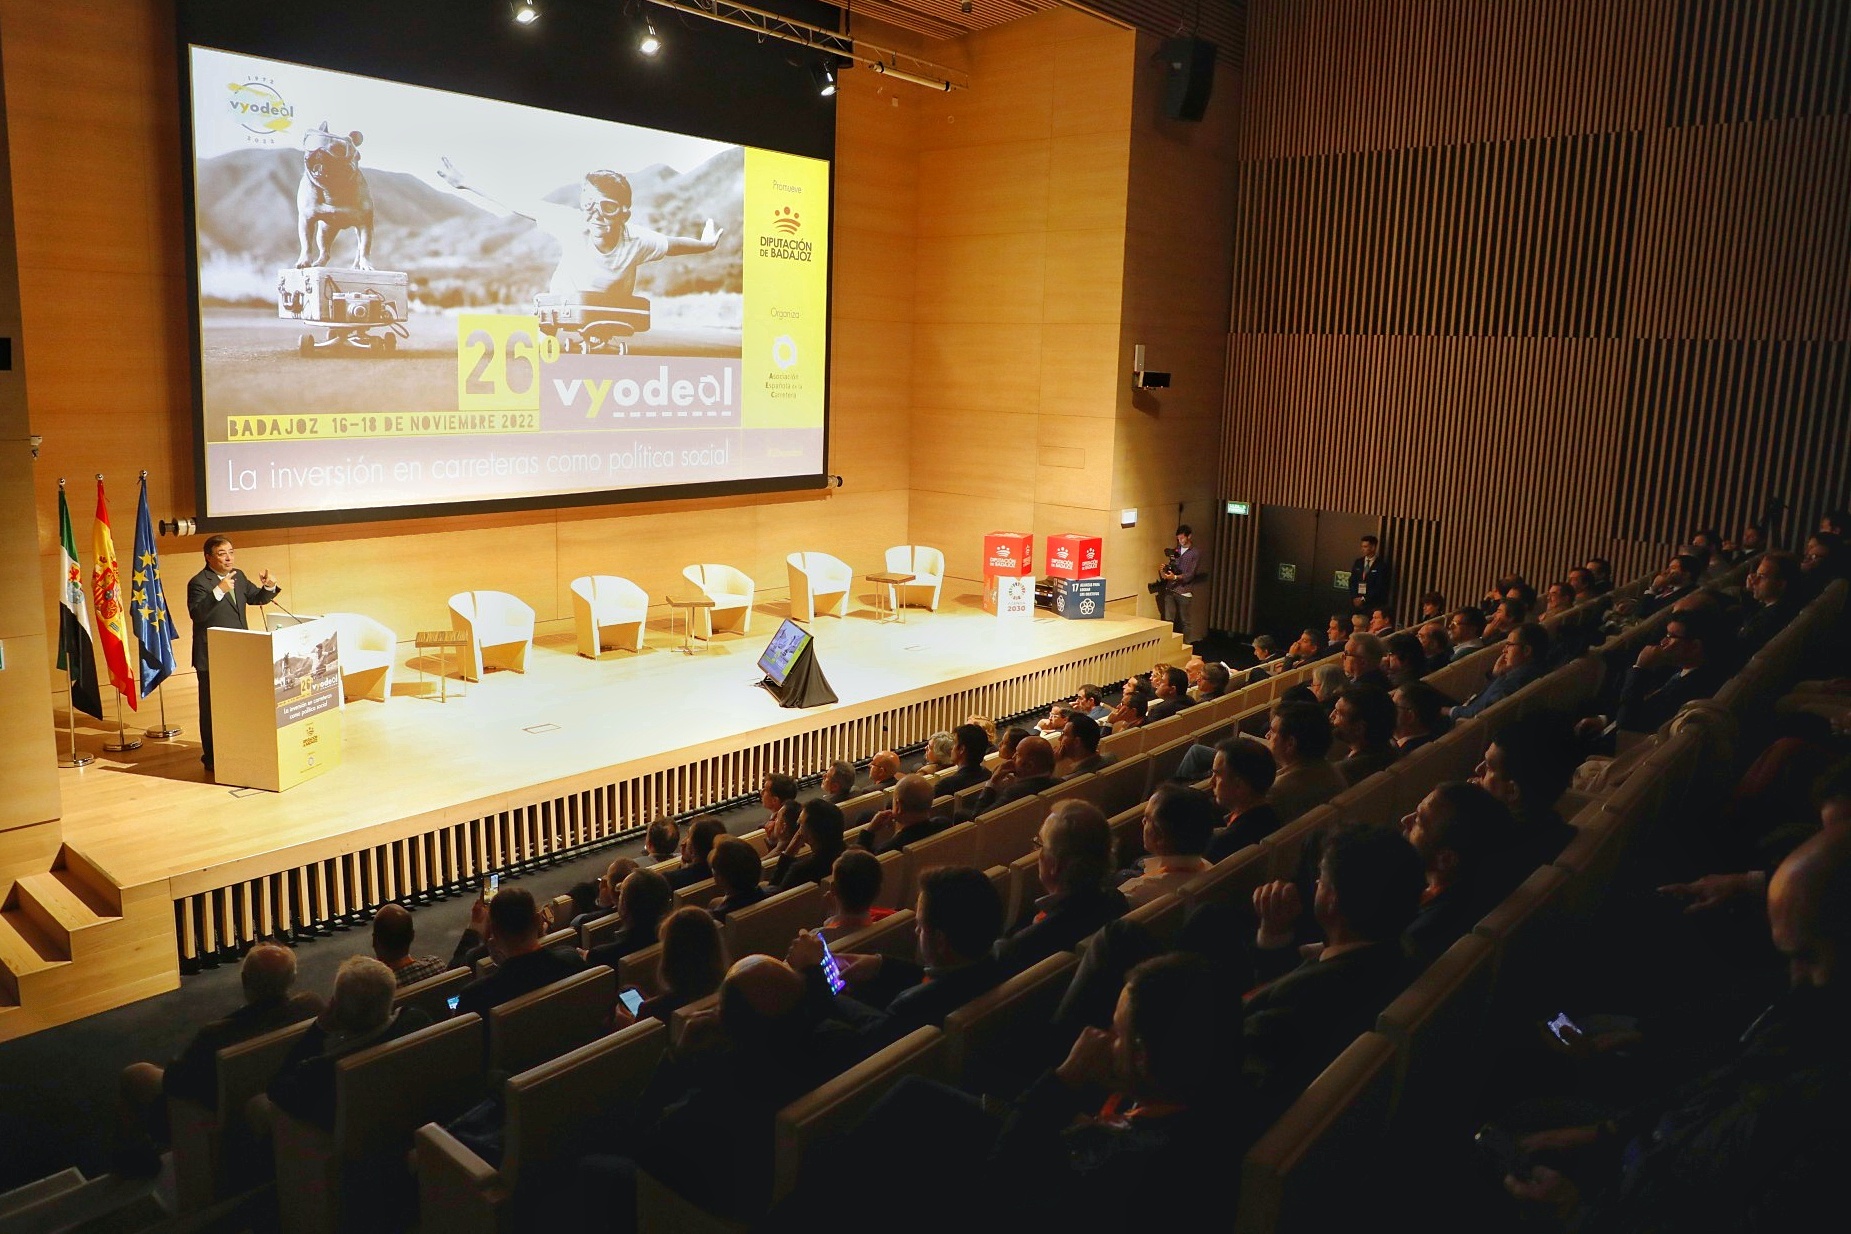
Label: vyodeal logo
xmin=228 ymin=79 xmax=294 ymax=135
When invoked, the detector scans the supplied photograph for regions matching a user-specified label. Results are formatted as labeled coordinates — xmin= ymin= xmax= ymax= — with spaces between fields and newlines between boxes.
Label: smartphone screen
xmin=618 ymin=987 xmax=646 ymax=1016
xmin=818 ymin=936 xmax=847 ymax=995
xmin=486 ymin=872 xmax=500 ymax=898
xmin=1546 ymin=1011 xmax=1580 ymax=1043
xmin=445 ymin=995 xmax=461 ymax=1013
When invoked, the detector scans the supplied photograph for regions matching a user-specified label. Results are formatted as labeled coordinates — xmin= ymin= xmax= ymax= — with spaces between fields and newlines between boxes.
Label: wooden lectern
xmin=209 ymin=621 xmax=344 ymax=792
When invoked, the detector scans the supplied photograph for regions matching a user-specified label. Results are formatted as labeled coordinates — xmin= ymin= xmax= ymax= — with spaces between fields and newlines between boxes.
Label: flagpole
xmin=62 ymin=680 xmax=93 ymax=769
xmin=139 ymin=472 xmax=181 ymax=739
xmin=103 ymin=691 xmax=141 ymax=753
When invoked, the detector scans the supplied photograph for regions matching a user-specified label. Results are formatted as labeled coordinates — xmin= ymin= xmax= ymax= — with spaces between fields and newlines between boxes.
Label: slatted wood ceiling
xmin=1211 ymin=0 xmax=1851 ymax=631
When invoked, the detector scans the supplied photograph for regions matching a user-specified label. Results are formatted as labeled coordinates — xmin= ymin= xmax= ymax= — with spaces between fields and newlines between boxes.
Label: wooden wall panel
xmin=1212 ymin=0 xmax=1851 ymax=631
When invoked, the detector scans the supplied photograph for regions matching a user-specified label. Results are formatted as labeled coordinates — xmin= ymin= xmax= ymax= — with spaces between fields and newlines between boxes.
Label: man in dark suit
xmin=858 ymin=774 xmax=952 ymax=854
xmin=1143 ymin=666 xmax=1194 ymax=725
xmin=1244 ymin=823 xmax=1425 ymax=1112
xmin=1055 ymin=712 xmax=1112 ymax=778
xmin=820 ymin=759 xmax=859 ymax=805
xmin=1349 ymin=535 xmax=1392 ymax=613
xmin=932 ymin=723 xmax=992 ymax=797
xmin=666 ymin=816 xmax=728 ymax=891
xmin=452 ymin=887 xmax=586 ymax=1018
xmin=1605 ymin=611 xmax=1730 ymax=734
xmin=1473 ymin=712 xmax=1580 ymax=888
xmin=1451 ymin=623 xmax=1550 ymax=720
xmin=995 ymin=801 xmax=1127 ymax=974
xmin=970 ymin=735 xmax=1060 ymax=814
xmin=1341 ymin=633 xmax=1394 ymax=691
xmin=186 ymin=536 xmax=281 ymax=770
xmin=1331 ymin=684 xmax=1400 ymax=787
xmin=1399 ymin=782 xmax=1511 ymax=965
xmin=1738 ymin=551 xmax=1802 ymax=656
xmin=1207 ymin=737 xmax=1282 ymax=861
xmin=266 ymin=956 xmax=431 ymax=1131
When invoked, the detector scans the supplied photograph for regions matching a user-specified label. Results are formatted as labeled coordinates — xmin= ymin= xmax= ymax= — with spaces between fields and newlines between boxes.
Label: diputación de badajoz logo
xmin=227 ymin=77 xmax=294 ymax=141
xmin=759 ymin=206 xmax=813 ymax=261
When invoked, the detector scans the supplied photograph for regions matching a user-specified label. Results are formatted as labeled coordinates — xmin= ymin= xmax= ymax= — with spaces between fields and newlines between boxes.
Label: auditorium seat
xmin=447 ymin=590 xmax=535 ymax=681
xmin=1004 ymin=849 xmax=1041 ymax=928
xmin=882 ymin=544 xmax=945 ymax=612
xmin=723 ymin=882 xmax=825 ymax=959
xmin=170 ymin=1018 xmax=315 ymax=1213
xmin=896 ymin=821 xmax=981 ymax=905
xmin=416 ymin=1019 xmax=669 ymax=1234
xmin=974 ymin=796 xmax=1047 ymax=869
xmin=1329 ymin=763 xmax=1403 ymax=828
xmin=1114 ymin=890 xmax=1186 ymax=947
xmin=1472 ymin=864 xmax=1572 ymax=1030
xmin=1179 ymin=844 xmax=1271 ymax=911
xmin=487 ymin=966 xmax=617 ymax=1077
xmin=771 ymin=1026 xmax=948 ymax=1200
xmin=270 ymin=1013 xmax=486 ymax=1234
xmin=393 ymin=967 xmax=470 ymax=1024
xmin=675 ymin=876 xmax=718 ymax=910
xmin=680 ymin=563 xmax=755 ymax=638
xmin=1263 ymin=806 xmax=1339 ymax=880
xmin=942 ymin=950 xmax=1077 ymax=1094
xmin=786 ymin=552 xmax=853 ymax=622
xmin=1141 ymin=733 xmax=1200 ymax=791
xmin=618 ymin=944 xmax=664 ymax=996
xmin=1374 ymin=933 xmax=1498 ymax=1141
xmin=582 ymin=912 xmax=623 ymax=951
xmin=569 ymin=574 xmax=649 ymax=658
xmin=324 ymin=612 xmax=397 ymax=703
xmin=1237 ymin=1031 xmax=1400 ymax=1234
xmin=831 ymin=909 xmax=918 ymax=958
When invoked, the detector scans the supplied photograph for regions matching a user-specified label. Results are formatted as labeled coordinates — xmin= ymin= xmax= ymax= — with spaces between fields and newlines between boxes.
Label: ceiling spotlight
xmin=511 ymin=0 xmax=540 ymax=26
xmin=812 ymin=60 xmax=837 ymax=97
xmin=638 ymin=15 xmax=662 ymax=56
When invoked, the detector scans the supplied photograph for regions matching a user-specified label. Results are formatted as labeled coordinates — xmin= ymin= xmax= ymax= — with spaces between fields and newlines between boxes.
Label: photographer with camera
xmin=1157 ymin=525 xmax=1200 ymax=636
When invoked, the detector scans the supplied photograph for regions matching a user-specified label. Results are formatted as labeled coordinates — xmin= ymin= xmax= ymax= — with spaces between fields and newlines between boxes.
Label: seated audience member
xmin=996 ymin=801 xmax=1127 ymax=972
xmin=1382 ymin=631 xmax=1427 ymax=685
xmin=967 ymin=713 xmax=999 ymax=749
xmin=575 ymin=856 xmax=639 ymax=929
xmin=1725 ymin=522 xmax=1767 ymax=561
xmin=707 ymin=837 xmax=769 ymax=923
xmin=637 ymin=907 xmax=726 ymax=1023
xmin=934 ymin=722 xmax=993 ymax=796
xmin=1543 ymin=581 xmax=1575 ymax=617
xmin=973 ymin=736 xmax=1060 ymax=813
xmin=1739 ymin=550 xmax=1803 ymax=655
xmin=1105 ymin=691 xmax=1148 ymax=733
xmin=1579 ymin=610 xmax=1729 ymax=735
xmin=793 ymin=865 xmax=1005 ymax=1042
xmin=1449 ymin=605 xmax=1489 ymax=658
xmin=770 ymin=798 xmax=847 ymax=890
xmin=1342 ymin=633 xmax=1393 ymax=691
xmin=1660 ymin=757 xmax=1851 ymax=916
xmin=1393 ymin=680 xmax=1454 ymax=754
xmin=1418 ymin=620 xmax=1454 ymax=668
xmin=1800 ymin=530 xmax=1845 ymax=596
xmin=921 ymin=730 xmax=956 ymax=774
xmin=1504 ymin=828 xmax=1851 ymax=1231
xmin=1400 ymin=782 xmax=1513 ymax=964
xmin=861 ymin=773 xmax=952 ymax=853
xmin=1055 ymin=712 xmax=1111 ymax=778
xmin=821 ymin=759 xmax=858 ymax=805
xmin=453 ymin=887 xmax=587 ymax=1018
xmin=1505 ymin=580 xmax=1539 ymax=612
xmin=585 ymin=867 xmax=674 ymax=969
xmin=267 ymin=956 xmax=430 ymax=1131
xmin=1311 ymin=662 xmax=1348 ymax=706
xmin=1567 ymin=567 xmax=1601 ymax=605
xmin=996 ymin=725 xmax=1032 ymax=768
xmin=1585 ymin=556 xmax=1614 ymax=593
xmin=565 ymin=880 xmax=601 ymax=925
xmin=1367 ymin=606 xmax=1395 ymax=634
xmin=1473 ymin=711 xmax=1581 ymax=878
xmin=1246 ymin=634 xmax=1284 ymax=684
xmin=1244 ymin=823 xmax=1425 ymax=1107
xmin=371 ymin=902 xmax=447 ymax=988
xmin=667 ymin=815 xmax=729 ymax=891
xmin=780 ymin=954 xmax=1241 ymax=1233
xmin=1451 ymin=622 xmax=1549 ymax=720
xmin=1419 ymin=591 xmax=1447 ymax=620
xmin=1485 ymin=597 xmax=1528 ymax=639
xmin=1207 ymin=737 xmax=1281 ymax=861
xmin=1640 ymin=552 xmax=1702 ymax=615
xmin=1350 ymin=613 xmax=1371 ymax=635
xmin=759 ymin=772 xmax=799 ymax=835
xmin=1039 ymin=684 xmax=1109 ymax=728
xmin=116 ymin=943 xmax=321 ymax=1170
xmin=643 ymin=816 xmax=680 ymax=865
xmin=1331 ymin=684 xmax=1400 ymax=787
xmin=820 ymin=849 xmax=894 ymax=939
xmin=1825 ymin=509 xmax=1851 ymax=536
xmin=1182 ymin=655 xmax=1208 ymax=699
xmin=766 ymin=799 xmax=803 ymax=859
xmin=867 ymin=750 xmax=902 ymax=792
xmin=1144 ymin=666 xmax=1194 ymax=724
xmin=1268 ymin=699 xmax=1346 ymax=823
xmin=1196 ymin=661 xmax=1233 ymax=703
xmin=1116 ymin=784 xmax=1219 ymax=907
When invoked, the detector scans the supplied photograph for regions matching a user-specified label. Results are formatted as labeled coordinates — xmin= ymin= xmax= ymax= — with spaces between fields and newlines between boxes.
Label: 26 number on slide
xmin=457 ymin=314 xmax=559 ymax=413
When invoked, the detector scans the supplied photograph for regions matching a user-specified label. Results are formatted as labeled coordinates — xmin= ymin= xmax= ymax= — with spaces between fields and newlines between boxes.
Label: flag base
xmin=61 ymin=752 xmax=95 ymax=768
xmin=103 ymin=738 xmax=142 ymax=752
xmin=145 ymin=727 xmax=182 ymax=739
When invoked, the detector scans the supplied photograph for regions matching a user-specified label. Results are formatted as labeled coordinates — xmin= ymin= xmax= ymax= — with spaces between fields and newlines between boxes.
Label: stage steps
xmin=0 ymin=846 xmax=178 ymax=1045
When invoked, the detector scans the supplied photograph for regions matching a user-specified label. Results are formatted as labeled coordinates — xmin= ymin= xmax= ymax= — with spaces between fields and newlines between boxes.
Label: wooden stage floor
xmin=54 ymin=588 xmax=1176 ymax=900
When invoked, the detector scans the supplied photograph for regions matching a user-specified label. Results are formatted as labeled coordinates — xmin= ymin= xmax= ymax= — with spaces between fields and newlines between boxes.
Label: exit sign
xmin=1225 ymin=500 xmax=1251 ymax=516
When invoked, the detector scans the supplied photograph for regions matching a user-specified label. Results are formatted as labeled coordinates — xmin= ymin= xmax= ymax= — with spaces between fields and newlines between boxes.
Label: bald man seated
xmin=858 ymin=773 xmax=952 ymax=855
xmin=971 ymin=734 xmax=1060 ymax=815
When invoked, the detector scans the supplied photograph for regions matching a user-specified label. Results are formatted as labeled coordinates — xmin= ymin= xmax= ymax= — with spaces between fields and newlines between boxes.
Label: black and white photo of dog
xmin=295 ymin=121 xmax=375 ymax=269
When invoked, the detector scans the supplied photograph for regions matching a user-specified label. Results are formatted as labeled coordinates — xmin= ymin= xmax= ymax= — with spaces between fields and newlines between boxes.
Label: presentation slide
xmin=185 ymin=46 xmax=830 ymax=523
xmin=757 ymin=619 xmax=813 ymax=687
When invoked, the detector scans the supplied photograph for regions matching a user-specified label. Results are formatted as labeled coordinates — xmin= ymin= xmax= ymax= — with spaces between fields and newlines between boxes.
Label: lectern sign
xmin=270 ymin=620 xmax=344 ymax=787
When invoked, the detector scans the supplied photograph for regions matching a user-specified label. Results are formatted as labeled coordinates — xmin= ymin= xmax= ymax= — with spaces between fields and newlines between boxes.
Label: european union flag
xmin=131 ymin=475 xmax=178 ymax=696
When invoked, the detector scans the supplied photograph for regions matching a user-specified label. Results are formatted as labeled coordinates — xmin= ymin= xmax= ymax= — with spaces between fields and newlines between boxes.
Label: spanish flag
xmin=92 ymin=477 xmax=138 ymax=709
xmin=57 ymin=486 xmax=103 ymax=721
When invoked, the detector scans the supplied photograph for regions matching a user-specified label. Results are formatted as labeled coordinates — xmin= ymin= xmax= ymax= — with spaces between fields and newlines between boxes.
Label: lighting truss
xmin=643 ymin=0 xmax=970 ymax=90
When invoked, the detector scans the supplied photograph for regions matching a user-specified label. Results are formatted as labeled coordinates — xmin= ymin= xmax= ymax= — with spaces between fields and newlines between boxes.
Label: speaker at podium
xmin=208 ymin=616 xmax=345 ymax=791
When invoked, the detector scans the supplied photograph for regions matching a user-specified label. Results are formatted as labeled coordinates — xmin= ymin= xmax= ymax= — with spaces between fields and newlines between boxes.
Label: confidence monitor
xmin=757 ymin=618 xmax=836 ymax=708
xmin=180 ymin=33 xmax=832 ymax=529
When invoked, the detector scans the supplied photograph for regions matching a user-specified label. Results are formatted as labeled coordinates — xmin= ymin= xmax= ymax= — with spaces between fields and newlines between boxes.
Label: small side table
xmin=667 ymin=593 xmax=718 ymax=654
xmin=415 ymin=629 xmax=470 ymax=702
xmin=866 ymin=572 xmax=916 ymax=624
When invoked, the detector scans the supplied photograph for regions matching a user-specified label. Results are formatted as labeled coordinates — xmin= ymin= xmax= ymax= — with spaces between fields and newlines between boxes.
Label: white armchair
xmin=448 ymin=590 xmax=536 ymax=681
xmin=680 ymin=564 xmax=755 ymax=639
xmin=570 ymin=575 xmax=649 ymax=658
xmin=324 ymin=612 xmax=397 ymax=703
xmin=786 ymin=552 xmax=853 ymax=622
xmin=884 ymin=545 xmax=945 ymax=612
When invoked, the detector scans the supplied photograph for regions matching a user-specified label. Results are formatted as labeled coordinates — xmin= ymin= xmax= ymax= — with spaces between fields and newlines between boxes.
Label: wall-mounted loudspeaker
xmin=1159 ymin=37 xmax=1216 ymax=122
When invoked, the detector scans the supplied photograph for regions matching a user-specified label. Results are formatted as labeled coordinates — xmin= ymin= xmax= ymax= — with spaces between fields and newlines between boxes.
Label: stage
xmin=51 ymin=585 xmax=1181 ymax=969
